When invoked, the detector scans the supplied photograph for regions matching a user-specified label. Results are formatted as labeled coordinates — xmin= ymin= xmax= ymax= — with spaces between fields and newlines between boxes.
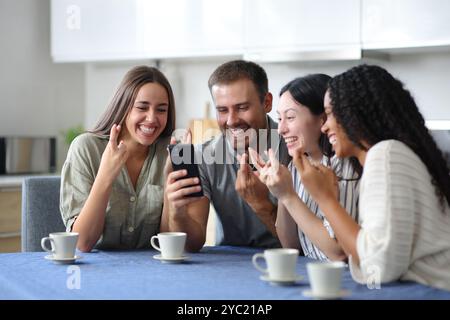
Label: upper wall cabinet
xmin=51 ymin=0 xmax=143 ymax=62
xmin=52 ymin=0 xmax=450 ymax=63
xmin=51 ymin=0 xmax=243 ymax=62
xmin=243 ymin=0 xmax=362 ymax=62
xmin=138 ymin=0 xmax=243 ymax=58
xmin=362 ymin=0 xmax=450 ymax=50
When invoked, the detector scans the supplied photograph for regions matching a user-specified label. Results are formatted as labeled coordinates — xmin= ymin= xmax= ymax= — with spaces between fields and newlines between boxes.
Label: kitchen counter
xmin=0 ymin=174 xmax=58 ymax=189
xmin=0 ymin=174 xmax=59 ymax=253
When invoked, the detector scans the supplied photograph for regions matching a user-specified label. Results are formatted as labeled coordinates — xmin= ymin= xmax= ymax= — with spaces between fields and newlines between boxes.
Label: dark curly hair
xmin=328 ymin=64 xmax=450 ymax=208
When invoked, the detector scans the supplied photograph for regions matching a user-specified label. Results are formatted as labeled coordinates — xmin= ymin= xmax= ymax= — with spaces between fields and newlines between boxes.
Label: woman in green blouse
xmin=60 ymin=66 xmax=176 ymax=252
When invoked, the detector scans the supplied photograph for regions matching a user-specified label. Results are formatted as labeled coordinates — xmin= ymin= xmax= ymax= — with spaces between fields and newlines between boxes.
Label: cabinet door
xmin=362 ymin=0 xmax=450 ymax=49
xmin=52 ymin=0 xmax=243 ymax=62
xmin=244 ymin=0 xmax=360 ymax=51
xmin=0 ymin=188 xmax=21 ymax=253
xmin=138 ymin=0 xmax=243 ymax=58
xmin=51 ymin=0 xmax=142 ymax=62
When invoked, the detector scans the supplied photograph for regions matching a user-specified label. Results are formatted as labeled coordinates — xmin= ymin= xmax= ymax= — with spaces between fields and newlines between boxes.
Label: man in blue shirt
xmin=162 ymin=60 xmax=289 ymax=251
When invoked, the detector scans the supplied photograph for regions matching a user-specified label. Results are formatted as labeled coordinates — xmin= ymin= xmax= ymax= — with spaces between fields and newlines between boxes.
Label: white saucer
xmin=45 ymin=254 xmax=82 ymax=264
xmin=302 ymin=289 xmax=350 ymax=300
xmin=260 ymin=274 xmax=303 ymax=285
xmin=153 ymin=254 xmax=189 ymax=263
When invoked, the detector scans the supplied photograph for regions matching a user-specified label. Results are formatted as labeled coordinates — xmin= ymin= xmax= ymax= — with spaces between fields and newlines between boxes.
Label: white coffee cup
xmin=252 ymin=248 xmax=299 ymax=281
xmin=306 ymin=261 xmax=346 ymax=296
xmin=41 ymin=232 xmax=79 ymax=259
xmin=150 ymin=232 xmax=187 ymax=259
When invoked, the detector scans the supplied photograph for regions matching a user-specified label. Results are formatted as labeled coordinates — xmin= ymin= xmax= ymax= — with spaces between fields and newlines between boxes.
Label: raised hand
xmin=235 ymin=152 xmax=270 ymax=206
xmin=248 ymin=148 xmax=295 ymax=202
xmin=235 ymin=149 xmax=278 ymax=236
xmin=292 ymin=148 xmax=338 ymax=205
xmin=98 ymin=124 xmax=130 ymax=184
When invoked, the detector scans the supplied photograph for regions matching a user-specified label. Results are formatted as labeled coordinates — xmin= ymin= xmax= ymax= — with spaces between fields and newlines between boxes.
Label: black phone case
xmin=168 ymin=144 xmax=203 ymax=197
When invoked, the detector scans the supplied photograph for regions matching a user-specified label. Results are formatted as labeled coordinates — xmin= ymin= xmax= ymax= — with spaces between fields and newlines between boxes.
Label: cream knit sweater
xmin=349 ymin=140 xmax=450 ymax=291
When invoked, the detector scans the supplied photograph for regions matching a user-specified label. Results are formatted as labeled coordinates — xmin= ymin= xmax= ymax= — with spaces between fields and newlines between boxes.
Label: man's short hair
xmin=208 ymin=60 xmax=268 ymax=103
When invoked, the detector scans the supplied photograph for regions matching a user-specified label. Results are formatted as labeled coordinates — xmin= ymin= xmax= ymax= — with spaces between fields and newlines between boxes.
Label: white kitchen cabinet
xmin=243 ymin=0 xmax=362 ymax=61
xmin=362 ymin=0 xmax=450 ymax=50
xmin=51 ymin=0 xmax=143 ymax=62
xmin=51 ymin=0 xmax=450 ymax=63
xmin=0 ymin=184 xmax=22 ymax=253
xmin=138 ymin=0 xmax=243 ymax=58
xmin=51 ymin=0 xmax=243 ymax=62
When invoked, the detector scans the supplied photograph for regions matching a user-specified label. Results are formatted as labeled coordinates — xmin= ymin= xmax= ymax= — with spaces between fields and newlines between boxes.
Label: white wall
xmin=83 ymin=59 xmax=220 ymax=130
xmin=84 ymin=62 xmax=137 ymax=129
xmin=266 ymin=51 xmax=450 ymax=121
xmin=84 ymin=50 xmax=450 ymax=133
xmin=2 ymin=1 xmax=448 ymax=176
xmin=0 ymin=0 xmax=85 ymax=170
xmin=1 ymin=1 xmax=449 ymax=174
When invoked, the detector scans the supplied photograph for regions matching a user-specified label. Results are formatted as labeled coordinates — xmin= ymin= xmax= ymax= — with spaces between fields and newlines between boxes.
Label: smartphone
xmin=167 ymin=144 xmax=203 ymax=197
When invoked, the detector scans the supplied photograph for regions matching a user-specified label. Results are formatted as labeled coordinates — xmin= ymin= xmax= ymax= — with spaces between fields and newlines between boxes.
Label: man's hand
xmin=235 ymin=152 xmax=271 ymax=208
xmin=235 ymin=151 xmax=277 ymax=236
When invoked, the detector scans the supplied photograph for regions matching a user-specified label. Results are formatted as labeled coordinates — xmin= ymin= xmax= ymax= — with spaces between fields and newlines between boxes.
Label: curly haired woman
xmin=294 ymin=64 xmax=450 ymax=291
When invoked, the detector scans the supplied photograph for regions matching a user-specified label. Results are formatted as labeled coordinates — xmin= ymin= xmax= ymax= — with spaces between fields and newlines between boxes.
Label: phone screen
xmin=167 ymin=144 xmax=203 ymax=197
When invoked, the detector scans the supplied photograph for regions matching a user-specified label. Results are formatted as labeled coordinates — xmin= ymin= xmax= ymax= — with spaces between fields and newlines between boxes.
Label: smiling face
xmin=211 ymin=78 xmax=272 ymax=150
xmin=277 ymin=91 xmax=324 ymax=158
xmin=122 ymin=82 xmax=169 ymax=149
xmin=321 ymin=90 xmax=358 ymax=158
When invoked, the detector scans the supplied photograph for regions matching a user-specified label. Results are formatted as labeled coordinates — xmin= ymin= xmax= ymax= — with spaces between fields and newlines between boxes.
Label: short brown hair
xmin=91 ymin=65 xmax=175 ymax=138
xmin=208 ymin=60 xmax=268 ymax=103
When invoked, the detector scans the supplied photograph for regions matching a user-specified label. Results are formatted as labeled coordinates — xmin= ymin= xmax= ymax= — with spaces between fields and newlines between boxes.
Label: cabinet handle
xmin=0 ymin=232 xmax=21 ymax=238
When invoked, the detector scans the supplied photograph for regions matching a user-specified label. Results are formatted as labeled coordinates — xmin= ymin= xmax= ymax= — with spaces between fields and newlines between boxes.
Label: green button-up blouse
xmin=60 ymin=132 xmax=169 ymax=250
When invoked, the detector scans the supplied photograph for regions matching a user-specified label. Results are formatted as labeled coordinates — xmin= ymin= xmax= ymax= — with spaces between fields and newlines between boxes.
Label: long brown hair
xmin=90 ymin=66 xmax=176 ymax=138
